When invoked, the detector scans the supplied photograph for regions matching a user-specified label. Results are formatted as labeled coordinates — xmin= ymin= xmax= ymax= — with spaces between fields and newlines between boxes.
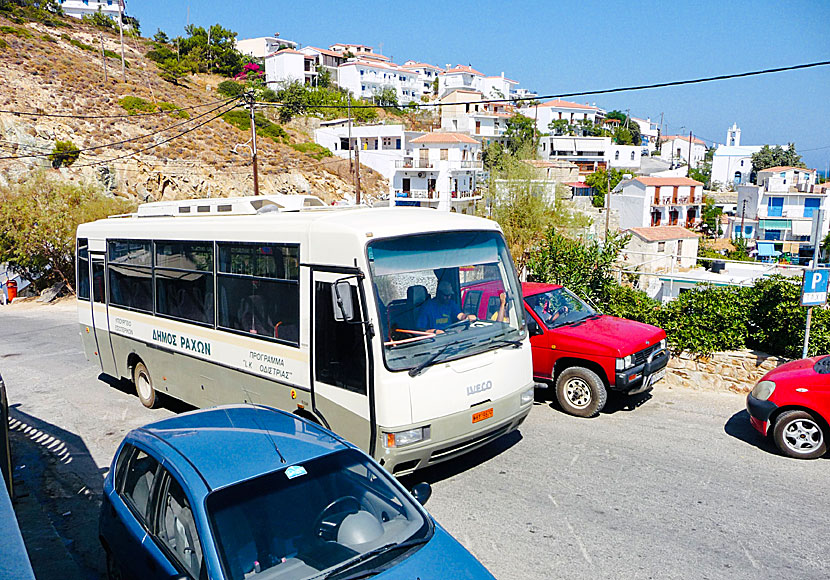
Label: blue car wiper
xmin=325 ymin=537 xmax=430 ymax=580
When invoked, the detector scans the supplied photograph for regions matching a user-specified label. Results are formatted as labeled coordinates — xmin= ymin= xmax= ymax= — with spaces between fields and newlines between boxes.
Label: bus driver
xmin=417 ymin=280 xmax=477 ymax=334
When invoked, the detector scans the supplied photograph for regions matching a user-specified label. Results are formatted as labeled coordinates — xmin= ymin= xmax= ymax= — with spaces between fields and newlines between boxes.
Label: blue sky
xmin=132 ymin=0 xmax=830 ymax=170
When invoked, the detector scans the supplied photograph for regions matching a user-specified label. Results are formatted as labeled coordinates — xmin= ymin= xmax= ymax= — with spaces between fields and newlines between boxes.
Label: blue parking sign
xmin=802 ymin=269 xmax=830 ymax=306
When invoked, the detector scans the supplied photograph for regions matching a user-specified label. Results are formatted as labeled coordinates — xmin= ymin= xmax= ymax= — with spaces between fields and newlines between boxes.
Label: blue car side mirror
xmin=410 ymin=482 xmax=432 ymax=506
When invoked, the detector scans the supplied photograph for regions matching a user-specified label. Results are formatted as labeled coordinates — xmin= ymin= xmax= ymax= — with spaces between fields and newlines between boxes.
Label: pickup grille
xmin=633 ymin=344 xmax=660 ymax=366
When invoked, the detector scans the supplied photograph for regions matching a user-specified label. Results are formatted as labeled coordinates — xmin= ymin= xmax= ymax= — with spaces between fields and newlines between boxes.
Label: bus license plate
xmin=472 ymin=408 xmax=493 ymax=424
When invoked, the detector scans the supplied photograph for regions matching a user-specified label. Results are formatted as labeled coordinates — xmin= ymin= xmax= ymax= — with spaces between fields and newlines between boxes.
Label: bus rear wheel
xmin=133 ymin=361 xmax=157 ymax=409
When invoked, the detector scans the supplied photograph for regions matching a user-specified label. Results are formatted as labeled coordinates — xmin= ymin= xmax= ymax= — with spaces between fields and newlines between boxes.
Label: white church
xmin=710 ymin=124 xmax=766 ymax=190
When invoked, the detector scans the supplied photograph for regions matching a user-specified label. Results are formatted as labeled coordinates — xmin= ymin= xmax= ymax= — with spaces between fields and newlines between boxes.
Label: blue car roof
xmin=135 ymin=405 xmax=349 ymax=491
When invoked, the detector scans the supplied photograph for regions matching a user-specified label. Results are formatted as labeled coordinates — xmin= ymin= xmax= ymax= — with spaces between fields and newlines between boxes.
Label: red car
xmin=461 ymin=280 xmax=668 ymax=417
xmin=746 ymin=356 xmax=830 ymax=459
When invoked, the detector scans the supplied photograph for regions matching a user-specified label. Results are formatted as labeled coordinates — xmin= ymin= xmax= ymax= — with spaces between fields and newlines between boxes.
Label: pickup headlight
xmin=615 ymin=354 xmax=634 ymax=371
xmin=384 ymin=426 xmax=430 ymax=448
xmin=521 ymin=387 xmax=534 ymax=405
xmin=658 ymin=338 xmax=667 ymax=351
xmin=751 ymin=380 xmax=776 ymax=401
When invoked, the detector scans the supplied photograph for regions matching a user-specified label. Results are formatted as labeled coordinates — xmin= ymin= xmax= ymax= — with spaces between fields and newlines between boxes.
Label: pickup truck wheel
xmin=772 ymin=410 xmax=827 ymax=459
xmin=555 ymin=367 xmax=607 ymax=418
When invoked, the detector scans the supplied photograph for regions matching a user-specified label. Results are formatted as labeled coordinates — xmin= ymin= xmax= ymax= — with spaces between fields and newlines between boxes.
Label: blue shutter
xmin=804 ymin=198 xmax=820 ymax=218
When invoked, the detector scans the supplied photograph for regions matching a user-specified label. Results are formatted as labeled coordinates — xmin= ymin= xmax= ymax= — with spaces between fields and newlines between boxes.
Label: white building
xmin=236 ymin=35 xmax=298 ymax=59
xmin=537 ymin=136 xmax=640 ymax=176
xmin=264 ymin=49 xmax=315 ymax=87
xmin=625 ymin=226 xmax=701 ymax=272
xmin=610 ymin=177 xmax=704 ymax=230
xmin=439 ymin=89 xmax=512 ymax=143
xmin=391 ymin=132 xmax=483 ymax=213
xmin=522 ymin=99 xmax=605 ymax=136
xmin=481 ymin=73 xmax=518 ymax=100
xmin=401 ymin=61 xmax=443 ymax=98
xmin=631 ymin=117 xmax=660 ymax=153
xmin=314 ymin=124 xmax=421 ymax=184
xmin=659 ymin=135 xmax=707 ymax=167
xmin=730 ymin=167 xmax=825 ymax=255
xmin=337 ymin=60 xmax=420 ymax=104
xmin=299 ymin=46 xmax=347 ymax=84
xmin=711 ymin=124 xmax=763 ymax=189
xmin=437 ymin=65 xmax=486 ymax=97
xmin=58 ymin=0 xmax=122 ymax=20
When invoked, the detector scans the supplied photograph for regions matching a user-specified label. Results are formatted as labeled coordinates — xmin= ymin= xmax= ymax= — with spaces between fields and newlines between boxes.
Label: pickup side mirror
xmin=527 ymin=317 xmax=544 ymax=336
xmin=331 ymin=281 xmax=356 ymax=322
xmin=410 ymin=482 xmax=432 ymax=506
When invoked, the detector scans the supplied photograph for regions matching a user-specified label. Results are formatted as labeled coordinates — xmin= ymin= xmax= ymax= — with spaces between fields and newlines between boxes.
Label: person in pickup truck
xmin=531 ymin=293 xmax=568 ymax=326
xmin=417 ymin=280 xmax=476 ymax=333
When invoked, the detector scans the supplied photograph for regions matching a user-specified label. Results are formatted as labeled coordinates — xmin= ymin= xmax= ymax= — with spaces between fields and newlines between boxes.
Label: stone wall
xmin=665 ymin=349 xmax=790 ymax=394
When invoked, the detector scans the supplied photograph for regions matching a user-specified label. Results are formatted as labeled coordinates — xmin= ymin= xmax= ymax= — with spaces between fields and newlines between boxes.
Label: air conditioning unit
xmin=418 ymin=172 xmax=425 ymax=178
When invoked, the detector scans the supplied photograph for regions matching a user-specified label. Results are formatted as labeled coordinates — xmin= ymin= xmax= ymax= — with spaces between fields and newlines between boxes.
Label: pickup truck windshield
xmin=527 ymin=288 xmax=597 ymax=329
xmin=367 ymin=231 xmax=524 ymax=372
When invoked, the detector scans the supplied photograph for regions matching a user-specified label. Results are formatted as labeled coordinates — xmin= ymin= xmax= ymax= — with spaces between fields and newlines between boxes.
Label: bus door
xmin=90 ymin=253 xmax=117 ymax=376
xmin=311 ymin=270 xmax=374 ymax=455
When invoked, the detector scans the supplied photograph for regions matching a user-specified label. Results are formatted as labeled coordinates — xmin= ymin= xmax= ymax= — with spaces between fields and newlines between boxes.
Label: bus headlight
xmin=616 ymin=355 xmax=634 ymax=371
xmin=521 ymin=387 xmax=534 ymax=405
xmin=384 ymin=426 xmax=430 ymax=448
xmin=751 ymin=380 xmax=776 ymax=401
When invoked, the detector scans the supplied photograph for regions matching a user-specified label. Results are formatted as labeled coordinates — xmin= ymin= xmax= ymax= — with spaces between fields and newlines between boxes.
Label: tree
xmin=153 ymin=29 xmax=169 ymax=44
xmin=700 ymin=197 xmax=723 ymax=236
xmin=585 ymin=167 xmax=628 ymax=208
xmin=0 ymin=172 xmax=132 ymax=290
xmin=548 ymin=118 xmax=571 ymax=136
xmin=172 ymin=23 xmax=243 ymax=77
xmin=217 ymin=79 xmax=244 ymax=98
xmin=527 ymin=230 xmax=630 ymax=305
xmin=504 ymin=113 xmax=536 ymax=155
xmin=751 ymin=143 xmax=806 ymax=175
xmin=374 ymin=87 xmax=399 ymax=108
xmin=480 ymin=155 xmax=555 ymax=275
xmin=317 ymin=67 xmax=332 ymax=89
xmin=48 ymin=140 xmax=80 ymax=168
xmin=274 ymin=81 xmax=308 ymax=123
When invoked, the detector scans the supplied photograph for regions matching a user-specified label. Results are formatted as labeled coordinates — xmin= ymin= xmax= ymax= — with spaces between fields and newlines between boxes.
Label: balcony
xmin=449 ymin=160 xmax=483 ymax=170
xmin=395 ymin=159 xmax=434 ymax=169
xmin=451 ymin=190 xmax=483 ymax=200
xmin=395 ymin=189 xmax=436 ymax=199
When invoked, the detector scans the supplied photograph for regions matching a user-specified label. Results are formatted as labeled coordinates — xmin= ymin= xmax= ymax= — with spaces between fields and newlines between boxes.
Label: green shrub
xmin=290 ymin=142 xmax=333 ymax=161
xmin=156 ymin=101 xmax=189 ymax=119
xmin=48 ymin=140 xmax=80 ymax=168
xmin=118 ymin=96 xmax=156 ymax=114
xmin=0 ymin=25 xmax=33 ymax=38
xmin=0 ymin=38 xmax=7 ymax=50
xmin=222 ymin=110 xmax=288 ymax=144
xmin=217 ymin=80 xmax=243 ymax=98
xmin=657 ymin=284 xmax=753 ymax=355
xmin=41 ymin=33 xmax=56 ymax=43
xmin=599 ymin=283 xmax=662 ymax=328
xmin=82 ymin=10 xmax=116 ymax=31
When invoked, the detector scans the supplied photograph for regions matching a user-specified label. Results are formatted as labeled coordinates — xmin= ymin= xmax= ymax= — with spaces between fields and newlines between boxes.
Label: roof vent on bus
xmin=134 ymin=194 xmax=327 ymax=217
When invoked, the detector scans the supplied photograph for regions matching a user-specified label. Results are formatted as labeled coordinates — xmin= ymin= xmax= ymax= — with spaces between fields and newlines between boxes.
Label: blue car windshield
xmin=206 ymin=449 xmax=430 ymax=580
xmin=367 ymin=230 xmax=525 ymax=372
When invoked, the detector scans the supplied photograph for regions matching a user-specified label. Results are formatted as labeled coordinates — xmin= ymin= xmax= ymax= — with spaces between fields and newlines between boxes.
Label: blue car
xmin=99 ymin=404 xmax=495 ymax=580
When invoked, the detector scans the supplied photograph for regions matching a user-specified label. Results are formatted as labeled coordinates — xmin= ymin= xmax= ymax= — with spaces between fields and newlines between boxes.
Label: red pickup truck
xmin=461 ymin=280 xmax=668 ymax=417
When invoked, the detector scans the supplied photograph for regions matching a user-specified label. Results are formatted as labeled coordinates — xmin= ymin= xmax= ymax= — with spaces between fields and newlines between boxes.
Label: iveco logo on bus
xmin=467 ymin=380 xmax=493 ymax=396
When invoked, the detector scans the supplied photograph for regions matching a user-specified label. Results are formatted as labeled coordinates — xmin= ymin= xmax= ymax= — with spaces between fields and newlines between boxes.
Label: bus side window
xmin=77 ymin=238 xmax=90 ymax=301
xmin=314 ymin=281 xmax=366 ymax=394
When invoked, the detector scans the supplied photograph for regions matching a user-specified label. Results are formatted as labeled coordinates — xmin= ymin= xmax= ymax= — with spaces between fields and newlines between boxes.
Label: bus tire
xmin=133 ymin=361 xmax=157 ymax=409
xmin=555 ymin=367 xmax=606 ymax=418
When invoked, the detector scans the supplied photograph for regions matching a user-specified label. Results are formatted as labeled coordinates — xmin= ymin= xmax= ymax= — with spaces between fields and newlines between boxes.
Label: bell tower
xmin=727 ymin=123 xmax=741 ymax=147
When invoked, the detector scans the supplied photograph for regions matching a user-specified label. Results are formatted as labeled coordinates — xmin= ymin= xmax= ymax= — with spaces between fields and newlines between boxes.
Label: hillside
xmin=0 ymin=13 xmax=387 ymax=202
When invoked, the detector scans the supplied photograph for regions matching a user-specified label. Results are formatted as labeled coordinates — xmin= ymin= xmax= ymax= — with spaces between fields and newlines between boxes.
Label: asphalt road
xmin=2 ymin=300 xmax=829 ymax=579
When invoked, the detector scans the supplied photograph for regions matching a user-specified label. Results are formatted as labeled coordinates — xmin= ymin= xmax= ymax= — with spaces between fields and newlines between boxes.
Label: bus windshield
xmin=367 ymin=230 xmax=525 ymax=372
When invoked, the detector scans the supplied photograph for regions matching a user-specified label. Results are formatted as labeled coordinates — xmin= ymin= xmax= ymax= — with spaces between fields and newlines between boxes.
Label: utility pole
xmin=117 ymin=0 xmax=126 ymax=81
xmin=347 ymin=93 xmax=361 ymax=204
xmin=605 ymin=170 xmax=611 ymax=237
xmin=99 ymin=32 xmax=108 ymax=82
xmin=739 ymin=199 xmax=747 ymax=241
xmin=246 ymin=92 xmax=259 ymax=196
xmin=207 ymin=26 xmax=212 ymax=74
xmin=687 ymin=130 xmax=693 ymax=177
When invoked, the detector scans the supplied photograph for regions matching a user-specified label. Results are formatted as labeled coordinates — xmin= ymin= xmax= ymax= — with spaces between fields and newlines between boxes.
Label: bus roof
xmin=77 ymin=206 xmax=502 ymax=243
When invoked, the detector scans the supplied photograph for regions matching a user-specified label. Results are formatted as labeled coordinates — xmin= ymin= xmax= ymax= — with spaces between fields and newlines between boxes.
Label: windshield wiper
xmin=408 ymin=342 xmax=458 ymax=377
xmin=490 ymin=337 xmax=522 ymax=348
xmin=325 ymin=537 xmax=430 ymax=580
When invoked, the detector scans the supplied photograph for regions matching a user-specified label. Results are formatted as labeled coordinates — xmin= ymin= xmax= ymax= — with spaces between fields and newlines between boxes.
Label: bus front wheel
xmin=133 ymin=361 xmax=157 ymax=409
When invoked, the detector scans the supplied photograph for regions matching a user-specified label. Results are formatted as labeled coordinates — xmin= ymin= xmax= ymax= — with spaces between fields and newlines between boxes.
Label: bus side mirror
xmin=332 ymin=281 xmax=356 ymax=322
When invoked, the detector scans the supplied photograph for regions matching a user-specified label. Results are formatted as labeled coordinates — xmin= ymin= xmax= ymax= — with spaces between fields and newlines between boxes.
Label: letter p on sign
xmin=802 ymin=269 xmax=829 ymax=306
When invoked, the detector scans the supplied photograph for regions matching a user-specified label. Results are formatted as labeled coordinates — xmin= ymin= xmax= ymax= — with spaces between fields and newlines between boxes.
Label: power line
xmin=70 ymin=100 xmax=240 ymax=168
xmin=256 ymin=59 xmax=830 ymax=110
xmin=0 ymin=97 xmax=235 ymax=120
xmin=0 ymin=98 xmax=241 ymax=162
